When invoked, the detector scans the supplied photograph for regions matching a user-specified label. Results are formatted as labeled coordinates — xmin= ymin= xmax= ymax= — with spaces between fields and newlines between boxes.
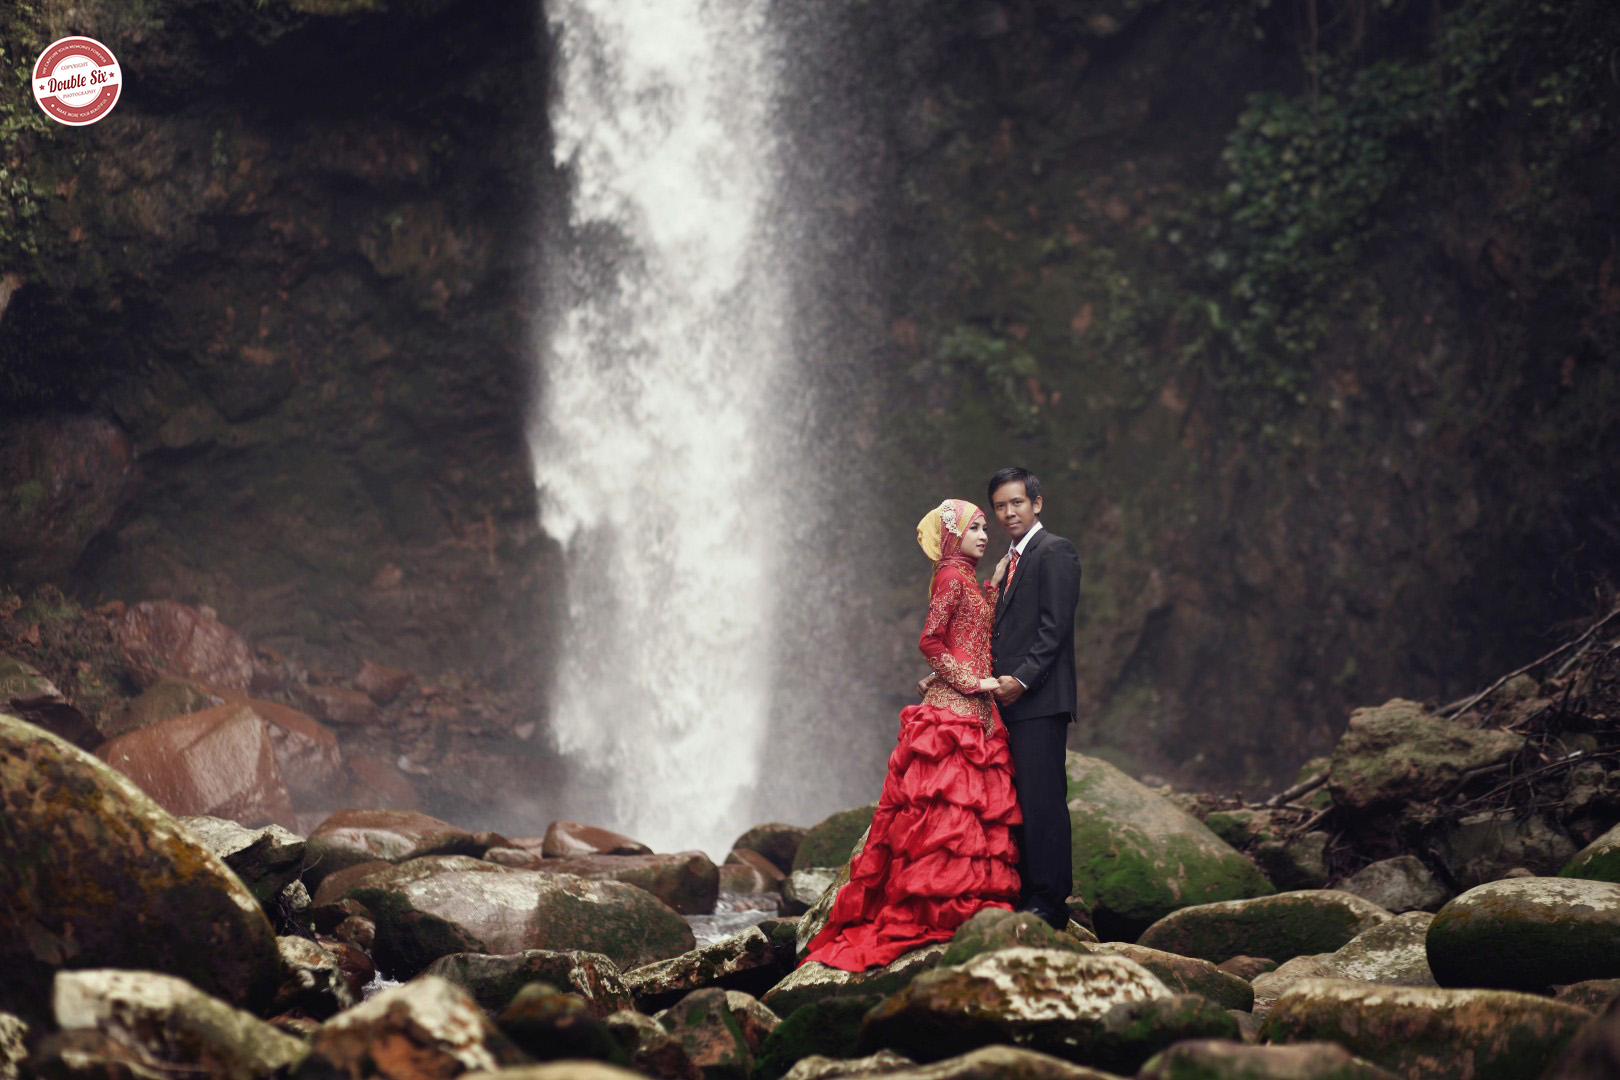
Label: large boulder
xmin=423 ymin=949 xmax=633 ymax=1017
xmin=113 ymin=677 xmax=225 ymax=739
xmin=1135 ymin=890 xmax=1392 ymax=964
xmin=754 ymin=996 xmax=887 ymax=1080
xmin=542 ymin=821 xmax=652 ymax=857
xmin=54 ymin=969 xmax=306 ymax=1079
xmin=1337 ymin=856 xmax=1450 ymax=913
xmin=97 ymin=703 xmax=298 ymax=829
xmin=1561 ymin=822 xmax=1620 ymax=884
xmin=1435 ymin=810 xmax=1578 ymax=889
xmin=1261 ymin=978 xmax=1591 ymax=1079
xmin=1426 ymin=877 xmax=1620 ymax=990
xmin=112 ymin=600 xmax=257 ymax=693
xmin=229 ymin=697 xmax=344 ymax=805
xmin=721 ymin=850 xmax=786 ymax=895
xmin=1250 ymin=913 xmax=1437 ymax=1019
xmin=1541 ymin=996 xmax=1620 ymax=1080
xmin=785 ymin=867 xmax=844 ymax=920
xmin=658 ymin=986 xmax=754 ymax=1079
xmin=792 ymin=805 xmax=877 ymax=872
xmin=534 ymin=851 xmax=720 ymax=915
xmin=0 ymin=714 xmax=281 ymax=1021
xmin=1326 ymin=700 xmax=1523 ymax=813
xmin=762 ymin=945 xmax=944 ymax=1018
xmin=1088 ymin=942 xmax=1255 ymax=1011
xmin=296 ymin=975 xmax=529 ymax=1076
xmin=342 ymin=855 xmax=695 ymax=975
xmin=857 ymin=947 xmax=1171 ymax=1064
xmin=1065 ymin=753 xmax=1274 ymax=936
xmin=302 ymin=807 xmax=486 ymax=886
xmin=937 ymin=909 xmax=1087 ymax=967
xmin=180 ymin=815 xmax=305 ymax=909
xmin=1137 ymin=1040 xmax=1398 ymax=1079
xmin=859 ymin=1046 xmax=1134 ymax=1079
xmin=731 ymin=823 xmax=808 ymax=875
xmin=623 ymin=927 xmax=785 ymax=1011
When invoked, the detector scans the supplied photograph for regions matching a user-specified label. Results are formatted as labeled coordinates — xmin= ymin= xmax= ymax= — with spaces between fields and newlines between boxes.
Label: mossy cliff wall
xmin=0 ymin=0 xmax=557 ymax=689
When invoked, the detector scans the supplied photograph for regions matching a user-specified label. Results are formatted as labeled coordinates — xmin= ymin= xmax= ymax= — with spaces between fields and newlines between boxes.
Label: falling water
xmin=529 ymin=0 xmax=789 ymax=856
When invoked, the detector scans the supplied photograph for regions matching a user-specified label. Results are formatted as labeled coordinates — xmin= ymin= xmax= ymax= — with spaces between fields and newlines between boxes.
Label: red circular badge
xmin=33 ymin=36 xmax=122 ymax=127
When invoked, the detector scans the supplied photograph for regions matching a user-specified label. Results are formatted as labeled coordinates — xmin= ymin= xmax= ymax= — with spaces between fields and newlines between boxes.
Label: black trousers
xmin=1004 ymin=712 xmax=1073 ymax=920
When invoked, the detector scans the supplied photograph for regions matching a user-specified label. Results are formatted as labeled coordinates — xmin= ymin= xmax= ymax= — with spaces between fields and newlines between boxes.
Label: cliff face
xmin=1 ymin=0 xmax=558 ymax=692
xmin=872 ymin=0 xmax=1620 ymax=786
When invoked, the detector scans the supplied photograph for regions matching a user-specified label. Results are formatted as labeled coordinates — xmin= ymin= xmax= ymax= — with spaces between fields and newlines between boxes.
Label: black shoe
xmin=1018 ymin=904 xmax=1069 ymax=931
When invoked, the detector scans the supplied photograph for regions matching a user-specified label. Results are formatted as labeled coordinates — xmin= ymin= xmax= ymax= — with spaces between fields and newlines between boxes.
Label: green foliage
xmin=0 ymin=3 xmax=55 ymax=264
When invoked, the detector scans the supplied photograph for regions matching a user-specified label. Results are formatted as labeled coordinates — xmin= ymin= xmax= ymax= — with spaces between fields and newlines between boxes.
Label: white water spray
xmin=530 ymin=0 xmax=788 ymax=856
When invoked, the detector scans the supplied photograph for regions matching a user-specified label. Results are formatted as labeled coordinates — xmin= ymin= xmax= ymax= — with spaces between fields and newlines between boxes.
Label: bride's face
xmin=959 ymin=514 xmax=989 ymax=560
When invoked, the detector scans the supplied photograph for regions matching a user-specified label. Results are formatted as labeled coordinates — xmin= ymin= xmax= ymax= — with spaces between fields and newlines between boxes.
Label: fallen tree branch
xmin=1438 ymin=607 xmax=1620 ymax=719
xmin=1265 ymin=770 xmax=1329 ymax=808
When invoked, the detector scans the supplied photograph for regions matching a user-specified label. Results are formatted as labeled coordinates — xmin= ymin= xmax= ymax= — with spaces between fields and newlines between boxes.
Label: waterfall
xmin=529 ymin=0 xmax=789 ymax=856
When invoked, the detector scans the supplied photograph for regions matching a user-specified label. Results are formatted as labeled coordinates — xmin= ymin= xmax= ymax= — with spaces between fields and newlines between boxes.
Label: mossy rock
xmin=1085 ymin=993 xmax=1241 ymax=1075
xmin=750 ymin=993 xmax=882 ymax=1080
xmin=792 ymin=805 xmax=877 ymax=872
xmin=1326 ymin=700 xmax=1523 ymax=813
xmin=0 ymin=713 xmax=280 ymax=1024
xmin=658 ymin=987 xmax=752 ymax=1080
xmin=1261 ymin=978 xmax=1591 ymax=1080
xmin=1434 ymin=811 xmax=1577 ymax=890
xmin=1136 ymin=891 xmax=1392 ymax=965
xmin=761 ymin=944 xmax=943 ymax=1018
xmin=1065 ymin=753 xmax=1274 ymax=937
xmin=421 ymin=949 xmax=633 ymax=1017
xmin=937 ymin=908 xmax=1087 ymax=967
xmin=496 ymin=981 xmax=627 ymax=1065
xmin=1426 ymin=877 xmax=1620 ymax=991
xmin=1090 ymin=943 xmax=1254 ymax=1011
xmin=1561 ymin=822 xmax=1620 ymax=884
xmin=1138 ymin=1039 xmax=1398 ymax=1079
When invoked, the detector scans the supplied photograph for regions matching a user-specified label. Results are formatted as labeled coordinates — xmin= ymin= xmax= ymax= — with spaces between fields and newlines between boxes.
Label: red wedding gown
xmin=802 ymin=564 xmax=1022 ymax=971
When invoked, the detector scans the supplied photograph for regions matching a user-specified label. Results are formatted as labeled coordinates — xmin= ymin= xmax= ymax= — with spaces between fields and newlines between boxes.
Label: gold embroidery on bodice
xmin=919 ymin=570 xmax=1002 ymax=736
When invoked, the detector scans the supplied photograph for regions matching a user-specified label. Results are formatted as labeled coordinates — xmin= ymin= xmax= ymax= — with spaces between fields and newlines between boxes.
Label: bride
xmin=803 ymin=498 xmax=1023 ymax=971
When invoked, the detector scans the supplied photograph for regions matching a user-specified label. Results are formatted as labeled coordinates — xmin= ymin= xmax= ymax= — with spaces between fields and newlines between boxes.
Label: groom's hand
xmin=992 ymin=675 xmax=1024 ymax=705
xmin=915 ymin=673 xmax=936 ymax=698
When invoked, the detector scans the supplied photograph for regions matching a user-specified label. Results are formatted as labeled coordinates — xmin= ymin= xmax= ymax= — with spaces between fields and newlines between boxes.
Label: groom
xmin=985 ymin=466 xmax=1081 ymax=930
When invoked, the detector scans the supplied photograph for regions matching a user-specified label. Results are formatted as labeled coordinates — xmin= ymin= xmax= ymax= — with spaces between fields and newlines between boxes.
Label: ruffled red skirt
xmin=802 ymin=704 xmax=1022 ymax=971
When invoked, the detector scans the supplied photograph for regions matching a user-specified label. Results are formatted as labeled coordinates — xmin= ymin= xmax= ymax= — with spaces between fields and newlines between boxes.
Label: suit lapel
xmin=999 ymin=527 xmax=1047 ymax=614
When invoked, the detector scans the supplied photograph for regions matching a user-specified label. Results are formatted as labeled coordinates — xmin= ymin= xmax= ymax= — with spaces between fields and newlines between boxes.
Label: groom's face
xmin=991 ymin=482 xmax=1042 ymax=541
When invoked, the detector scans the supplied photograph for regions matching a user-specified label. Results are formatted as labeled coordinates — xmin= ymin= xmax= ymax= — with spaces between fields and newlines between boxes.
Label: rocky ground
xmin=3 ymin=596 xmax=1620 ymax=1078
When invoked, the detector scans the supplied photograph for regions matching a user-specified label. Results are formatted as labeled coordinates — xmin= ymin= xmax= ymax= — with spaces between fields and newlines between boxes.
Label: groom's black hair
xmin=987 ymin=466 xmax=1041 ymax=506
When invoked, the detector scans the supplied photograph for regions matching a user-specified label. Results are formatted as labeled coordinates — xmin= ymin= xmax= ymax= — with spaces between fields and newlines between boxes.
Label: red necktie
xmin=1006 ymin=550 xmax=1020 ymax=586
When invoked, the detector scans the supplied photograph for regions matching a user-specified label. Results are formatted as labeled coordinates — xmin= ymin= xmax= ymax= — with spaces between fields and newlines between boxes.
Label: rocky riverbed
xmin=3 ymin=597 xmax=1620 ymax=1078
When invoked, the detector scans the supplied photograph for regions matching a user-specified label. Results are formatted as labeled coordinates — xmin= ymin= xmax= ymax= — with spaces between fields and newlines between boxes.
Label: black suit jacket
xmin=991 ymin=525 xmax=1081 ymax=723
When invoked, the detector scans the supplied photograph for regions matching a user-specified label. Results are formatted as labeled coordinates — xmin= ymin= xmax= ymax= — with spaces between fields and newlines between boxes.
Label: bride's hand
xmin=978 ymin=677 xmax=999 ymax=693
xmin=989 ymin=551 xmax=1011 ymax=588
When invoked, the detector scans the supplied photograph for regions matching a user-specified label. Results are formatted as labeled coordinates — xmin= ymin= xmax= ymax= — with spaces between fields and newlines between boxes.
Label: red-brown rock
xmin=729 ymin=823 xmax=809 ymax=875
xmin=543 ymin=820 xmax=653 ymax=857
xmin=342 ymin=751 xmax=422 ymax=810
xmin=303 ymin=808 xmax=486 ymax=887
xmin=299 ymin=685 xmax=382 ymax=727
xmin=537 ymin=852 xmax=720 ymax=915
xmin=232 ymin=697 xmax=342 ymax=804
xmin=96 ymin=703 xmax=297 ymax=830
xmin=113 ymin=600 xmax=257 ymax=692
xmin=353 ymin=660 xmax=413 ymax=704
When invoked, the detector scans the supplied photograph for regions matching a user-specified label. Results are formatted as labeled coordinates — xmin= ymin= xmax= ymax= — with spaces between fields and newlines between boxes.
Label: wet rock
xmin=113 ymin=677 xmax=224 ymax=739
xmin=1137 ymin=1039 xmax=1398 ymax=1079
xmin=938 ymin=909 xmax=1084 ymax=967
xmin=0 ymin=414 xmax=134 ymax=586
xmin=97 ymin=703 xmax=297 ymax=829
xmin=1553 ymin=979 xmax=1620 ymax=1012
xmin=783 ymin=867 xmax=842 ymax=919
xmin=53 ymin=969 xmax=305 ymax=1078
xmin=1084 ymin=993 xmax=1240 ymax=1073
xmin=779 ymin=1049 xmax=914 ymax=1080
xmin=1436 ymin=810 xmax=1578 ymax=889
xmin=603 ymin=1008 xmax=702 ymax=1080
xmin=180 ymin=815 xmax=305 ymax=908
xmin=342 ymin=855 xmax=695 ymax=975
xmin=1089 ymin=942 xmax=1255 ymax=1011
xmin=723 ymin=991 xmax=778 ymax=1054
xmin=1541 ymin=996 xmax=1620 ymax=1080
xmin=340 ymin=750 xmax=424 ymax=811
xmin=354 ymin=659 xmax=414 ymax=704
xmin=536 ymin=851 xmax=720 ymax=916
xmin=658 ymin=987 xmax=752 ymax=1080
xmin=724 ymin=848 xmax=786 ymax=887
xmin=423 ymin=949 xmax=633 ymax=1017
xmin=487 ymin=846 xmax=547 ymax=868
xmin=731 ymin=824 xmax=808 ymax=875
xmin=313 ymin=936 xmax=373 ymax=1002
xmin=1252 ymin=955 xmax=1339 ymax=1018
xmin=761 ymin=945 xmax=944 ymax=1018
xmin=302 ymin=807 xmax=485 ymax=886
xmin=1261 ymin=978 xmax=1591 ymax=1079
xmin=754 ymin=995 xmax=884 ymax=1080
xmin=311 ymin=860 xmax=393 ymax=907
xmin=720 ymin=862 xmax=780 ymax=896
xmin=297 ymin=975 xmax=528 ymax=1077
xmin=113 ymin=600 xmax=257 ymax=692
xmin=756 ymin=917 xmax=801 ymax=969
xmin=1324 ymin=911 xmax=1435 ymax=987
xmin=1065 ymin=753 xmax=1274 ymax=937
xmin=271 ymin=937 xmax=356 ymax=1019
xmin=0 ymin=714 xmax=280 ymax=1021
xmin=1562 ymin=822 xmax=1620 ymax=884
xmin=229 ymin=698 xmax=344 ymax=806
xmin=858 ymin=947 xmax=1170 ymax=1063
xmin=623 ymin=926 xmax=785 ymax=1011
xmin=1136 ymin=890 xmax=1393 ymax=964
xmin=0 ymin=654 xmax=99 ymax=748
xmin=297 ymin=684 xmax=382 ymax=728
xmin=1254 ymin=832 xmax=1331 ymax=891
xmin=792 ymin=805 xmax=877 ymax=871
xmin=543 ymin=821 xmax=652 ymax=857
xmin=1327 ymin=699 xmax=1524 ymax=813
xmin=1218 ymin=956 xmax=1278 ymax=979
xmin=1338 ymin=856 xmax=1450 ymax=913
xmin=1426 ymin=877 xmax=1620 ymax=990
xmin=497 ymin=982 xmax=626 ymax=1065
xmin=865 ymin=1046 xmax=1123 ymax=1079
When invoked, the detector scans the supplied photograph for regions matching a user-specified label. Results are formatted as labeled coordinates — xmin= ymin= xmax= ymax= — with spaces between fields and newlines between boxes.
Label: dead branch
xmin=1265 ymin=770 xmax=1329 ymax=808
xmin=1438 ymin=607 xmax=1620 ymax=719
